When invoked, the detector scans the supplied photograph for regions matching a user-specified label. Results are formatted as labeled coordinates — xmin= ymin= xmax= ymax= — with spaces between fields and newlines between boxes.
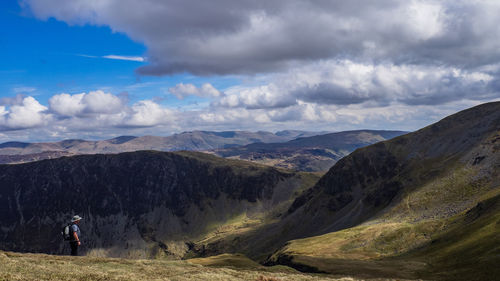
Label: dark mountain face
xmin=213 ymin=130 xmax=407 ymax=172
xmin=0 ymin=142 xmax=30 ymax=149
xmin=274 ymin=130 xmax=330 ymax=139
xmin=0 ymin=151 xmax=307 ymax=258
xmin=108 ymin=136 xmax=138 ymax=144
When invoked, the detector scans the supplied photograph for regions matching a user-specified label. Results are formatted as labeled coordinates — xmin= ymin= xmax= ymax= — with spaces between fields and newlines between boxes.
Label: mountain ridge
xmin=212 ymin=130 xmax=407 ymax=171
xmin=0 ymin=130 xmax=407 ymax=172
xmin=0 ymin=130 xmax=327 ymax=162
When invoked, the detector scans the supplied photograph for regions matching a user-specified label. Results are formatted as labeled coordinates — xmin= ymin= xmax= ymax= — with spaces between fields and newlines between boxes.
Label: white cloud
xmin=102 ymin=55 xmax=145 ymax=62
xmin=124 ymin=100 xmax=174 ymax=127
xmin=218 ymin=83 xmax=296 ymax=109
xmin=82 ymin=90 xmax=124 ymax=114
xmin=48 ymin=93 xmax=86 ymax=116
xmin=49 ymin=90 xmax=125 ymax=116
xmin=0 ymin=96 xmax=50 ymax=130
xmin=215 ymin=60 xmax=496 ymax=109
xmin=168 ymin=83 xmax=222 ymax=100
xmin=0 ymin=90 xmax=497 ymax=142
xmin=77 ymin=54 xmax=145 ymax=62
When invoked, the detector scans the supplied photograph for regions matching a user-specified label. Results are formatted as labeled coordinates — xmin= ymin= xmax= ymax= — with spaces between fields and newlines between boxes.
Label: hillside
xmin=0 ymin=151 xmax=319 ymax=258
xmin=213 ymin=130 xmax=406 ymax=172
xmin=0 ymin=130 xmax=325 ymax=164
xmin=262 ymin=102 xmax=500 ymax=280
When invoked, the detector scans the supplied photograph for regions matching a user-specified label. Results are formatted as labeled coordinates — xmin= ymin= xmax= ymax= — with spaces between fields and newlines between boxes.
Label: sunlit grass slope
xmin=0 ymin=251 xmax=364 ymax=281
xmin=268 ymin=191 xmax=500 ymax=281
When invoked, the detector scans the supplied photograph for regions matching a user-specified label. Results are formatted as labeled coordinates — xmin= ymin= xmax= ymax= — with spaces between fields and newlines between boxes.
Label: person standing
xmin=69 ymin=215 xmax=82 ymax=256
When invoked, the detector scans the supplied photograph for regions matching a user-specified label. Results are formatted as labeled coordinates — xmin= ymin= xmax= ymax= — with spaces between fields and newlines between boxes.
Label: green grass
xmin=288 ymin=256 xmax=426 ymax=280
xmin=271 ymin=220 xmax=444 ymax=261
xmin=408 ymin=192 xmax=500 ymax=281
xmin=268 ymin=192 xmax=500 ymax=280
xmin=196 ymin=212 xmax=264 ymax=245
xmin=382 ymin=165 xmax=489 ymax=222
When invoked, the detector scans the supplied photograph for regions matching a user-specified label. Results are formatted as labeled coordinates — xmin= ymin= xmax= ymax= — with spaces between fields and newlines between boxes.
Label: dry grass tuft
xmin=255 ymin=275 xmax=281 ymax=281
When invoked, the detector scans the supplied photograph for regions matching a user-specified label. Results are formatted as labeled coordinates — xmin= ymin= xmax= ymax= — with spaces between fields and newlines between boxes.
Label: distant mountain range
xmin=213 ymin=130 xmax=407 ymax=171
xmin=0 ymin=130 xmax=406 ymax=172
xmin=0 ymin=130 xmax=327 ymax=163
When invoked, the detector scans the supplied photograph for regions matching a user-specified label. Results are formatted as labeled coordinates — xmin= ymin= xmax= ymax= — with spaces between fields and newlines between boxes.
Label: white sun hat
xmin=71 ymin=215 xmax=83 ymax=222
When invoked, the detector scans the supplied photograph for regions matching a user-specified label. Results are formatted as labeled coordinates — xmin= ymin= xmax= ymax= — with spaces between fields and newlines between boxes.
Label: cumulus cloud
xmin=123 ymin=100 xmax=175 ymax=127
xmin=49 ymin=90 xmax=125 ymax=116
xmin=48 ymin=93 xmax=85 ymax=116
xmin=23 ymin=0 xmax=500 ymax=75
xmin=215 ymin=60 xmax=497 ymax=109
xmin=0 ymin=91 xmax=497 ymax=142
xmin=217 ymin=84 xmax=296 ymax=109
xmin=168 ymin=83 xmax=222 ymax=100
xmin=0 ymin=91 xmax=177 ymax=135
xmin=0 ymin=96 xmax=50 ymax=130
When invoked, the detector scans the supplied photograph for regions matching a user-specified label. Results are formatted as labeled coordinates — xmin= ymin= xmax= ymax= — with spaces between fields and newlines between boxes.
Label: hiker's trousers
xmin=70 ymin=242 xmax=79 ymax=256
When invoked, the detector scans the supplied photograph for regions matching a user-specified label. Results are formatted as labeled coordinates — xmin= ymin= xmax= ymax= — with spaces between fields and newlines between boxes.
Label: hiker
xmin=69 ymin=215 xmax=82 ymax=256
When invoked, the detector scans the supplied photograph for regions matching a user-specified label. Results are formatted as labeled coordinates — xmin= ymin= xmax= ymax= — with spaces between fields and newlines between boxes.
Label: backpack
xmin=62 ymin=224 xmax=73 ymax=241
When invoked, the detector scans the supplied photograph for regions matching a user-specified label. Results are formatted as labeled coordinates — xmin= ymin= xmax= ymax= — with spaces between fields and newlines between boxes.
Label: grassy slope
xmin=0 ymin=251 xmax=358 ymax=281
xmin=268 ymin=184 xmax=500 ymax=280
xmin=411 ymin=191 xmax=500 ymax=281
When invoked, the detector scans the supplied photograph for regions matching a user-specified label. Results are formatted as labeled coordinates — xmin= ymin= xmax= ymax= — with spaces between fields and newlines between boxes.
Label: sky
xmin=1 ymin=0 xmax=499 ymax=142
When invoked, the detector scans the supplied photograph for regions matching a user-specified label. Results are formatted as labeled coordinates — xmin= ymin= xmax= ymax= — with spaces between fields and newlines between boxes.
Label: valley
xmin=212 ymin=130 xmax=406 ymax=172
xmin=0 ymin=102 xmax=498 ymax=280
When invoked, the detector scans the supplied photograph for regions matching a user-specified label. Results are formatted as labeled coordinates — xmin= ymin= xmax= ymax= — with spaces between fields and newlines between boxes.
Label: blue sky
xmin=1 ymin=2 xmax=141 ymax=100
xmin=0 ymin=0 xmax=499 ymax=142
xmin=0 ymin=1 xmax=237 ymax=107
